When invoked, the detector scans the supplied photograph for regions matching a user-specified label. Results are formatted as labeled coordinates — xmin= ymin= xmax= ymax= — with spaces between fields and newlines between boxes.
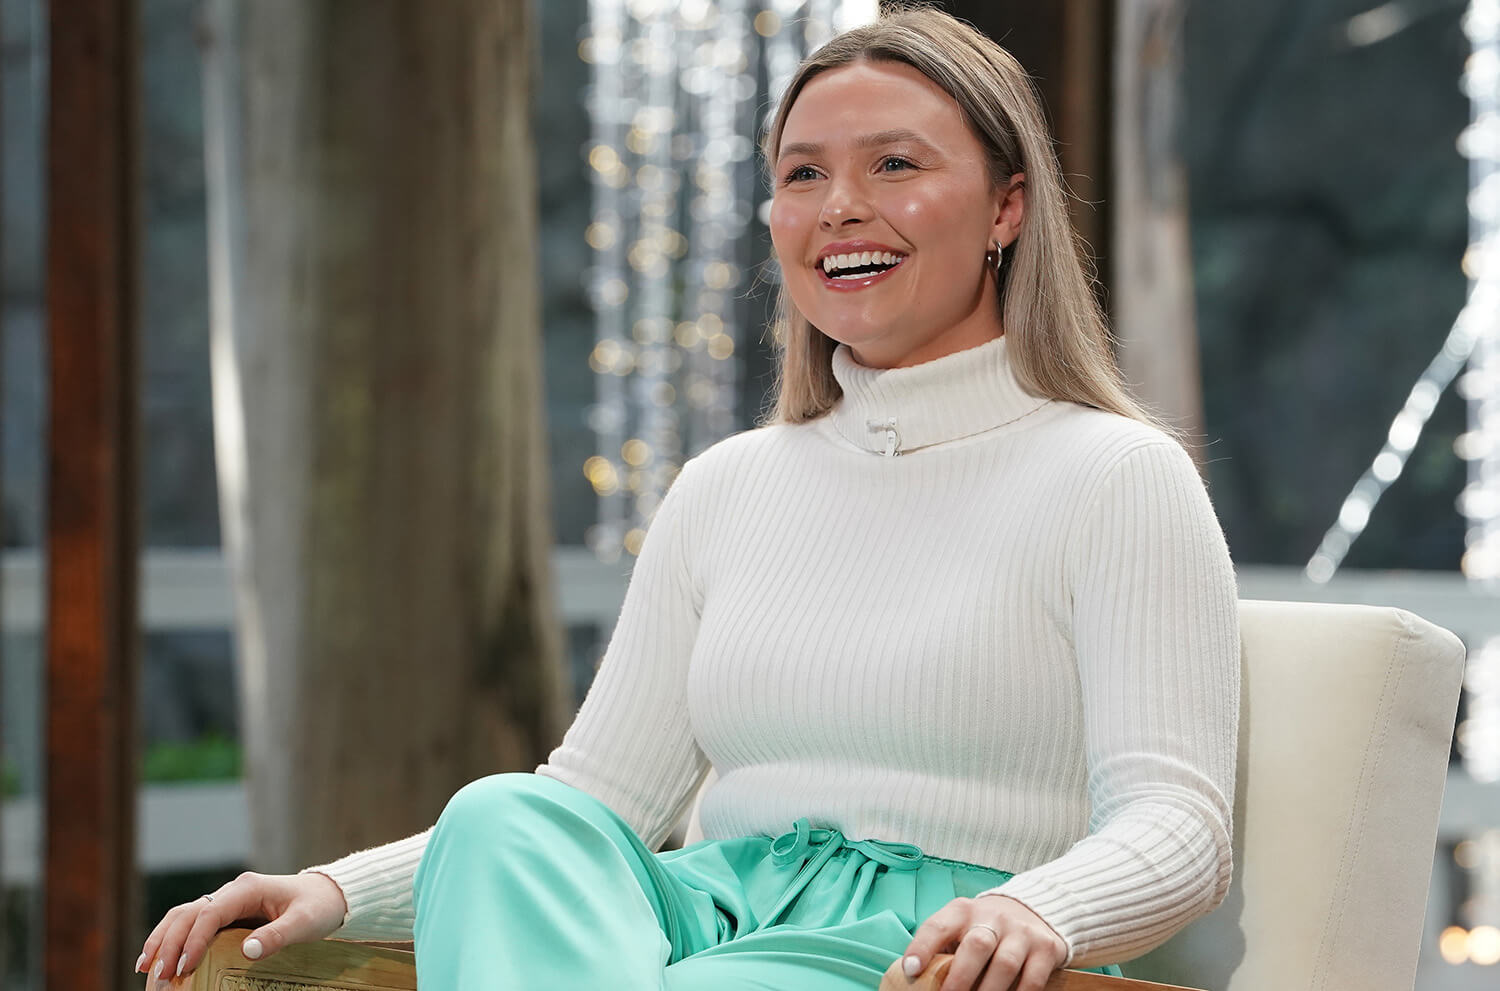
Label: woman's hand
xmin=136 ymin=870 xmax=348 ymax=986
xmin=900 ymin=893 xmax=1068 ymax=991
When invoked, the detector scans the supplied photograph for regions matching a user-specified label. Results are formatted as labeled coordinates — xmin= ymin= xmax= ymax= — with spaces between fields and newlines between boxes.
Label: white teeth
xmin=820 ymin=250 xmax=906 ymax=275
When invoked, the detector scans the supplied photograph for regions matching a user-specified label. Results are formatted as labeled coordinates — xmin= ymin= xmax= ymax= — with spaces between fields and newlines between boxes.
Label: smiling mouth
xmin=819 ymin=251 xmax=907 ymax=282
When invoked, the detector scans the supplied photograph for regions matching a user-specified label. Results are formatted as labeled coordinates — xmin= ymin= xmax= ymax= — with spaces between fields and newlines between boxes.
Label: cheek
xmin=768 ymin=196 xmax=815 ymax=259
xmin=889 ymin=188 xmax=965 ymax=239
xmin=886 ymin=187 xmax=988 ymax=272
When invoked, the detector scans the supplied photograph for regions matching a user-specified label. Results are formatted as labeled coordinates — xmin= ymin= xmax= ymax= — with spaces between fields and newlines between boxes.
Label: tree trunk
xmin=201 ymin=0 xmax=566 ymax=872
xmin=1112 ymin=0 xmax=1207 ymax=453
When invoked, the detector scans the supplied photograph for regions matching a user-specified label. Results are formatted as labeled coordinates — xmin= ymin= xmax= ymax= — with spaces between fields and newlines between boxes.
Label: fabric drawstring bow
xmin=757 ymin=817 xmax=924 ymax=930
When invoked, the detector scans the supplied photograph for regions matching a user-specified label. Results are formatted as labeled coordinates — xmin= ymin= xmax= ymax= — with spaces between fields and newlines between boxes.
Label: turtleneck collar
xmin=826 ymin=335 xmax=1051 ymax=456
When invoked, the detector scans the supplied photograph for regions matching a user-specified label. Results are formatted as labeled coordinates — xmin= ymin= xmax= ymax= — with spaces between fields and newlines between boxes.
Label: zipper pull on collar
xmin=867 ymin=417 xmax=902 ymax=457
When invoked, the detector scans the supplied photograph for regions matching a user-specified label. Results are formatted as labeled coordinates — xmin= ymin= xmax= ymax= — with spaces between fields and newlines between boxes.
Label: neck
xmin=850 ymin=326 xmax=1004 ymax=370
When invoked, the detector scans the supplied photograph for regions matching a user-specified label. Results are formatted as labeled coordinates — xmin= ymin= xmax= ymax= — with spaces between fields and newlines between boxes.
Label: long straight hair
xmin=760 ymin=7 xmax=1164 ymax=432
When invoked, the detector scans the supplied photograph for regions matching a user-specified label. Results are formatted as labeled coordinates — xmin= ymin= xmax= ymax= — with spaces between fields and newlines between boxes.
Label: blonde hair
xmin=760 ymin=6 xmax=1163 ymax=431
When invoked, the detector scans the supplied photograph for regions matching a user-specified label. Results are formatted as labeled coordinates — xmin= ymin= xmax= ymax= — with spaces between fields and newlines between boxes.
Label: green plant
xmin=141 ymin=733 xmax=242 ymax=783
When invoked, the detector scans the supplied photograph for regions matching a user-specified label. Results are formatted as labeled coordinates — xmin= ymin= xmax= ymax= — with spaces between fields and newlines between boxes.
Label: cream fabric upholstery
xmin=1129 ymin=600 xmax=1463 ymax=990
xmin=683 ymin=599 xmax=1465 ymax=990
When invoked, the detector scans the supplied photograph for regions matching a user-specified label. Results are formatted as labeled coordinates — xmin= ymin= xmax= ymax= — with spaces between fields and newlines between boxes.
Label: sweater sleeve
xmin=300 ymin=457 xmax=712 ymax=940
xmin=535 ymin=455 xmax=712 ymax=849
xmin=299 ymin=831 xmax=431 ymax=941
xmin=981 ymin=440 xmax=1240 ymax=967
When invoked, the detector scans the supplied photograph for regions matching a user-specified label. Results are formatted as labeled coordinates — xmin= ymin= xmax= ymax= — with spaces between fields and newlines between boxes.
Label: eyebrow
xmin=777 ymin=128 xmax=939 ymax=162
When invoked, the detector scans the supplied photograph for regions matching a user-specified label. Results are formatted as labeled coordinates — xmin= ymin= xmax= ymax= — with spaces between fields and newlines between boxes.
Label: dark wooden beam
xmin=44 ymin=0 xmax=141 ymax=988
xmin=0 ymin=0 xmax=7 ymax=978
xmin=939 ymin=1 xmax=1114 ymax=291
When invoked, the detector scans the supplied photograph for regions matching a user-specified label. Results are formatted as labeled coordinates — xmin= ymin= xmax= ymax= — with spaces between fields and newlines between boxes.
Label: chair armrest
xmin=185 ymin=929 xmax=1205 ymax=990
xmin=879 ymin=954 xmax=1206 ymax=991
xmin=185 ymin=927 xmax=415 ymax=990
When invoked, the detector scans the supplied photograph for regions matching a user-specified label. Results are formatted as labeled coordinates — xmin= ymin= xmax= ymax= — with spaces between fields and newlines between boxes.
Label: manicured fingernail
xmin=135 ymin=953 xmax=147 ymax=973
xmin=242 ymin=936 xmax=264 ymax=960
xmin=176 ymin=953 xmax=186 ymax=977
xmin=903 ymin=954 xmax=922 ymax=978
xmin=151 ymin=959 xmax=163 ymax=980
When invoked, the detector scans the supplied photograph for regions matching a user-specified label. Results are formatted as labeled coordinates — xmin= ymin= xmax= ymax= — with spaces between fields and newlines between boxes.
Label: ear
xmin=989 ymin=172 xmax=1025 ymax=250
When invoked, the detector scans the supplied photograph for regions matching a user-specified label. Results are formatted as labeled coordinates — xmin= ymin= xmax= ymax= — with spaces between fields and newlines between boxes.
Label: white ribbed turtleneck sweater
xmin=307 ymin=335 xmax=1240 ymax=968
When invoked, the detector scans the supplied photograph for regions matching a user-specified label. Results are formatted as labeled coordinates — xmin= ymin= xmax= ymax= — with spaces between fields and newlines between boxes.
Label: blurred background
xmin=3 ymin=0 xmax=1499 ymax=988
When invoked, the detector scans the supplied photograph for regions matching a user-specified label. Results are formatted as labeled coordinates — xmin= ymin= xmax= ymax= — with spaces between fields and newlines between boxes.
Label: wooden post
xmin=43 ymin=0 xmax=141 ymax=988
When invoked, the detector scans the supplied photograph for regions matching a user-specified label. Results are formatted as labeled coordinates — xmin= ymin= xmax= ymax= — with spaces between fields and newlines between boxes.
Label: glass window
xmin=2 ymin=0 xmax=48 ymax=985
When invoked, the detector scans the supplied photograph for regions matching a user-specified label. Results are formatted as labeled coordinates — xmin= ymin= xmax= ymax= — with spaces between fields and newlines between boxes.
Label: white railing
xmin=0 ymin=546 xmax=630 ymax=632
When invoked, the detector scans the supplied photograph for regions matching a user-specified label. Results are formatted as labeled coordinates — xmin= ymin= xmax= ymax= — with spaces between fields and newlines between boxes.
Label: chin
xmin=809 ymin=317 xmax=896 ymax=351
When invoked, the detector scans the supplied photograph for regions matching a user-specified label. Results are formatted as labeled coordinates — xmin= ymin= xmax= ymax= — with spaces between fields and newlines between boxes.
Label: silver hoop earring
xmin=991 ymin=241 xmax=1004 ymax=278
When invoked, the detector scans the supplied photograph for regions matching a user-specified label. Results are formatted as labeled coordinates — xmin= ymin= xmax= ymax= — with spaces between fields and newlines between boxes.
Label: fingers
xmin=939 ymin=924 xmax=1003 ymax=991
xmin=138 ymin=903 xmax=176 ymax=976
xmin=982 ymin=934 xmax=1045 ymax=991
xmin=242 ymin=909 xmax=309 ymax=961
xmin=176 ymin=891 xmax=241 ymax=978
xmin=1006 ymin=948 xmax=1062 ymax=991
xmin=902 ymin=898 xmax=970 ymax=978
xmin=905 ymin=894 xmax=1069 ymax=991
xmin=138 ymin=897 xmax=213 ymax=984
xmin=138 ymin=871 xmax=270 ymax=983
xmin=979 ymin=894 xmax=1068 ymax=955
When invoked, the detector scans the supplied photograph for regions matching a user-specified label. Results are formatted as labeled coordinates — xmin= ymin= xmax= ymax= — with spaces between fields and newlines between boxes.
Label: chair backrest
xmin=1130 ymin=600 xmax=1465 ymax=991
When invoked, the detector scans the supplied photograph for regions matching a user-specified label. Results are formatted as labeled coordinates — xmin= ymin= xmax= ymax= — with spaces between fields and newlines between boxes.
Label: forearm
xmin=984 ymin=787 xmax=1231 ymax=966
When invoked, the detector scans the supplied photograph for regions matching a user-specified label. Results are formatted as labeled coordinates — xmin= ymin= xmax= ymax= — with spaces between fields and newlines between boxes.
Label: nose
xmin=818 ymin=175 xmax=871 ymax=230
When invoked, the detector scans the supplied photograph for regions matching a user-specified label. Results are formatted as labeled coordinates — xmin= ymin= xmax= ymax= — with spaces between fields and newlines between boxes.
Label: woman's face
xmin=769 ymin=59 xmax=1024 ymax=370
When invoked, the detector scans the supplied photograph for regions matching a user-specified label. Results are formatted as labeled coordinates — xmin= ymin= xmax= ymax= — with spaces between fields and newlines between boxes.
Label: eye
xmin=782 ymin=164 xmax=819 ymax=184
xmin=879 ymin=156 xmax=916 ymax=173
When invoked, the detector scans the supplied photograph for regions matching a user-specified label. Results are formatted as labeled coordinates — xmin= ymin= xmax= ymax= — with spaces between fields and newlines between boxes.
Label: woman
xmin=139 ymin=8 xmax=1238 ymax=990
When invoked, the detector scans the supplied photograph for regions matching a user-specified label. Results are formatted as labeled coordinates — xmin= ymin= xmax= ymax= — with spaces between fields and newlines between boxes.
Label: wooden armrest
xmin=184 ymin=928 xmax=1204 ymax=991
xmin=879 ymin=953 xmax=1205 ymax=991
xmin=184 ymin=927 xmax=415 ymax=990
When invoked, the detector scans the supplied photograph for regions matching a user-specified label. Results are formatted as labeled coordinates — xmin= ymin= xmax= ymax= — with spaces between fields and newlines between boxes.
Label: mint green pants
xmin=412 ymin=773 xmax=1123 ymax=988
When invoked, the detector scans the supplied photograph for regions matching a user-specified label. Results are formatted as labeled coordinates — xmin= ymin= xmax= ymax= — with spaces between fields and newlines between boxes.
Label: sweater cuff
xmin=300 ymin=828 xmax=431 ymax=942
xmin=976 ymin=878 xmax=1084 ymax=966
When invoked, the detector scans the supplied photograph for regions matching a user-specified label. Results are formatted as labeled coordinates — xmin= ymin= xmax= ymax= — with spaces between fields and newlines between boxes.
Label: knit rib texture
xmin=307 ymin=334 xmax=1240 ymax=966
